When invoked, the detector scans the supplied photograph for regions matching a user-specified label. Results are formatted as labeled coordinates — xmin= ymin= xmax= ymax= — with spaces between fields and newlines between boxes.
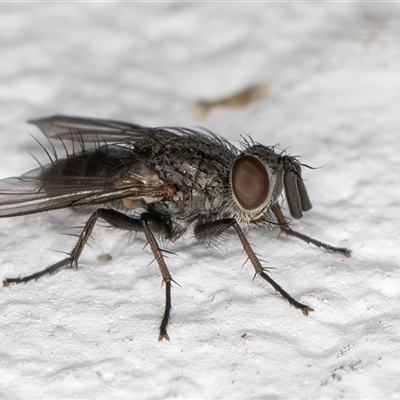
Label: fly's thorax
xmin=229 ymin=145 xmax=284 ymax=223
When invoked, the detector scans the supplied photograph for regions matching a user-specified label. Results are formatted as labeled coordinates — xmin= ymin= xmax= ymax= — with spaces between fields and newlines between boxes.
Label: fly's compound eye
xmin=231 ymin=155 xmax=270 ymax=212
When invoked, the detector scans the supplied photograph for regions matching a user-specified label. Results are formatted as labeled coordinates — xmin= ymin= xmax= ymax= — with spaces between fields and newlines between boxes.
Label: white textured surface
xmin=0 ymin=3 xmax=399 ymax=399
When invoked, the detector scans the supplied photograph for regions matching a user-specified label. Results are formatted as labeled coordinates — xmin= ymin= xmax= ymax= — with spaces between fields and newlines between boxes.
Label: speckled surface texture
xmin=0 ymin=3 xmax=399 ymax=399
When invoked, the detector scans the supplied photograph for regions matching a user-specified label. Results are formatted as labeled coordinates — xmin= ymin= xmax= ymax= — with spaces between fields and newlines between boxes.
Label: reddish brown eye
xmin=231 ymin=155 xmax=269 ymax=211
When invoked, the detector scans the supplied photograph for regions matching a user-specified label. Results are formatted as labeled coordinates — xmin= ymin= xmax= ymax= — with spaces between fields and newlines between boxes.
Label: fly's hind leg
xmin=3 ymin=209 xmax=108 ymax=286
xmin=2 ymin=208 xmax=144 ymax=287
xmin=3 ymin=208 xmax=174 ymax=341
xmin=271 ymin=203 xmax=351 ymax=257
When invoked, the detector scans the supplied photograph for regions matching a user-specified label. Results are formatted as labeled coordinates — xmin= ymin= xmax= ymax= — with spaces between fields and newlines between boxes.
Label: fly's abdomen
xmin=39 ymin=145 xmax=136 ymax=181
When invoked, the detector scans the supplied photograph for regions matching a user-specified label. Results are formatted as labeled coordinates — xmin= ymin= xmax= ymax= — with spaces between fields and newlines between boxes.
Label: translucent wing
xmin=28 ymin=115 xmax=153 ymax=143
xmin=0 ymin=147 xmax=173 ymax=218
xmin=0 ymin=171 xmax=108 ymax=218
xmin=28 ymin=115 xmax=238 ymax=157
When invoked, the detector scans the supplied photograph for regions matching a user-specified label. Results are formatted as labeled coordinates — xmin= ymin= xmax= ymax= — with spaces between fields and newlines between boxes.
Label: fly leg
xmin=3 ymin=208 xmax=173 ymax=340
xmin=2 ymin=208 xmax=145 ymax=286
xmin=140 ymin=213 xmax=173 ymax=341
xmin=194 ymin=218 xmax=313 ymax=316
xmin=3 ymin=209 xmax=111 ymax=286
xmin=271 ymin=203 xmax=351 ymax=257
xmin=194 ymin=218 xmax=237 ymax=243
xmin=97 ymin=210 xmax=174 ymax=341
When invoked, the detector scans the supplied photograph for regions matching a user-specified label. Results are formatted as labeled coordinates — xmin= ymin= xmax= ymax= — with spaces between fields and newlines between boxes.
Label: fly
xmin=0 ymin=116 xmax=351 ymax=341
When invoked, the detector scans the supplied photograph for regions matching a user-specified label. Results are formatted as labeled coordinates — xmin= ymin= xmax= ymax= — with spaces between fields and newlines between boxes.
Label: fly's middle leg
xmin=101 ymin=210 xmax=174 ymax=341
xmin=140 ymin=213 xmax=174 ymax=341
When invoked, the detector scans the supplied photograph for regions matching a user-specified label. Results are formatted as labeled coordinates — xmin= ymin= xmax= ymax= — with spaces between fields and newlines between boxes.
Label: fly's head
xmin=229 ymin=144 xmax=313 ymax=224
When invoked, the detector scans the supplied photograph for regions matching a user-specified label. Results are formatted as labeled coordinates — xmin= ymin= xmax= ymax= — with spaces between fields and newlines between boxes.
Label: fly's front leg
xmin=232 ymin=221 xmax=313 ymax=316
xmin=271 ymin=203 xmax=351 ymax=257
xmin=194 ymin=218 xmax=313 ymax=316
xmin=140 ymin=213 xmax=173 ymax=341
xmin=3 ymin=208 xmax=144 ymax=287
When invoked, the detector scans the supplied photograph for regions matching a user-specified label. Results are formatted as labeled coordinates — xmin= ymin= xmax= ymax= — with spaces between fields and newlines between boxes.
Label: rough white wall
xmin=0 ymin=3 xmax=399 ymax=399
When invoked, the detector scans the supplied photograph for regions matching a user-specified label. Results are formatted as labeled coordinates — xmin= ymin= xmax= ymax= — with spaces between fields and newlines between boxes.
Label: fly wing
xmin=28 ymin=115 xmax=153 ymax=143
xmin=0 ymin=160 xmax=173 ymax=218
xmin=0 ymin=171 xmax=108 ymax=217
